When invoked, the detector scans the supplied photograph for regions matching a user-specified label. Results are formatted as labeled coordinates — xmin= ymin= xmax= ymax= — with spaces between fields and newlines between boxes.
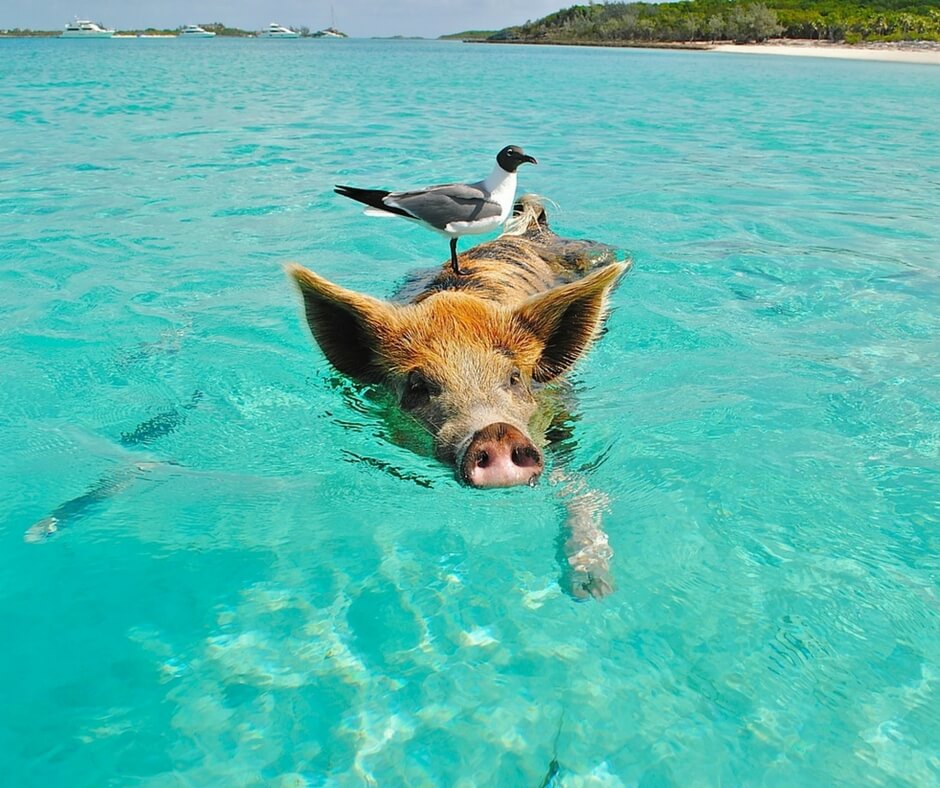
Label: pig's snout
xmin=460 ymin=422 xmax=543 ymax=488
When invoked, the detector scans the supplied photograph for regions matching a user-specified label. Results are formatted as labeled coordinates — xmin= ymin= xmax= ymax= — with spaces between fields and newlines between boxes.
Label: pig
xmin=289 ymin=196 xmax=630 ymax=598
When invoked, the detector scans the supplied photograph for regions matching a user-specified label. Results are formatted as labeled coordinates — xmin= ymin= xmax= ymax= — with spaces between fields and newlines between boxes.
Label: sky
xmin=0 ymin=0 xmax=569 ymax=38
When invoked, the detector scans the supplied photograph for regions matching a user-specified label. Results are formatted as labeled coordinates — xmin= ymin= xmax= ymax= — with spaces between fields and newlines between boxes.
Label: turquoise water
xmin=2 ymin=36 xmax=939 ymax=784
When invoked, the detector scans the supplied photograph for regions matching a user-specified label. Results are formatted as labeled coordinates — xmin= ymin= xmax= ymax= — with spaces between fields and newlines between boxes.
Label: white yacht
xmin=60 ymin=19 xmax=115 ymax=38
xmin=178 ymin=25 xmax=216 ymax=38
xmin=257 ymin=23 xmax=300 ymax=38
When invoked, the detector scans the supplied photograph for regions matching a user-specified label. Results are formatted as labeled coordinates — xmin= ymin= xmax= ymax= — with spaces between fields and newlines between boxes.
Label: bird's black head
xmin=496 ymin=145 xmax=538 ymax=173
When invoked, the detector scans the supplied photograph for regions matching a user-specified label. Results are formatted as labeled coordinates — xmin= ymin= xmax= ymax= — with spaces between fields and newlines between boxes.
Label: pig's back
xmin=399 ymin=236 xmax=619 ymax=307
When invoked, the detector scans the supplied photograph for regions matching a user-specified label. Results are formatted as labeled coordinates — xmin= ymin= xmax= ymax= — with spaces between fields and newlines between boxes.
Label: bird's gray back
xmin=386 ymin=182 xmax=501 ymax=230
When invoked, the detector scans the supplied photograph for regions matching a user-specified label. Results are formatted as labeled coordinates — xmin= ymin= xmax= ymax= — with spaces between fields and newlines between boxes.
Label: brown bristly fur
xmin=287 ymin=195 xmax=630 ymax=461
xmin=409 ymin=194 xmax=624 ymax=305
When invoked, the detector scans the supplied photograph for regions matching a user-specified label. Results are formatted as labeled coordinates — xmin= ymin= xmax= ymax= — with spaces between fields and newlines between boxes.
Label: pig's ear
xmin=287 ymin=264 xmax=394 ymax=383
xmin=514 ymin=262 xmax=629 ymax=383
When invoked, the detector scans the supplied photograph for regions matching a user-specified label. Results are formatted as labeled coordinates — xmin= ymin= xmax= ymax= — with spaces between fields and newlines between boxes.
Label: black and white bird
xmin=334 ymin=145 xmax=538 ymax=275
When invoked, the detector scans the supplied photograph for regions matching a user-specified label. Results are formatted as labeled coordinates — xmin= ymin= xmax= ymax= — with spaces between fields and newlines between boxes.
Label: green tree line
xmin=491 ymin=0 xmax=940 ymax=43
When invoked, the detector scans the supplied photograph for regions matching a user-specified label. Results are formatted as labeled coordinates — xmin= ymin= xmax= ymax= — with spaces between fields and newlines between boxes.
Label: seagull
xmin=335 ymin=145 xmax=538 ymax=275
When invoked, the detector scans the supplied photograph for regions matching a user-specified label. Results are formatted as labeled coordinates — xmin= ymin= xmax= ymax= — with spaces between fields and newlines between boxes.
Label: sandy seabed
xmin=711 ymin=39 xmax=940 ymax=65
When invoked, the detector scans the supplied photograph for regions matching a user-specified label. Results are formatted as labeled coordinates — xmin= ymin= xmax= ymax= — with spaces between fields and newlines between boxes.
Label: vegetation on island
xmin=485 ymin=0 xmax=940 ymax=44
xmin=439 ymin=30 xmax=498 ymax=40
xmin=0 ymin=27 xmax=58 ymax=37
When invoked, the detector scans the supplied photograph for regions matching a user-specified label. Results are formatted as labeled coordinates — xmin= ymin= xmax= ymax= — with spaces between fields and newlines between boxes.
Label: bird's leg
xmin=450 ymin=238 xmax=464 ymax=276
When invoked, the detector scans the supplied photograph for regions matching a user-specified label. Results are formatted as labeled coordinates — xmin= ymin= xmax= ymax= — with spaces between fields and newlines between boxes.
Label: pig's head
xmin=288 ymin=263 xmax=626 ymax=488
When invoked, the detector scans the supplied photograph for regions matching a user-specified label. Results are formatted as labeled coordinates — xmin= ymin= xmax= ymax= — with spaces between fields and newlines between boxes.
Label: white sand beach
xmin=711 ymin=40 xmax=940 ymax=65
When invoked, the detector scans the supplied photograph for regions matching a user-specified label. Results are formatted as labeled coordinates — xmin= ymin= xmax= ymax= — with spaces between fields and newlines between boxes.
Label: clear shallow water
xmin=1 ymin=37 xmax=939 ymax=784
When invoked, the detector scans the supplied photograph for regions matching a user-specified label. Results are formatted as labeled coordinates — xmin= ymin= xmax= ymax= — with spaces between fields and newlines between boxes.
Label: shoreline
xmin=470 ymin=37 xmax=940 ymax=65
xmin=710 ymin=40 xmax=940 ymax=65
xmin=464 ymin=39 xmax=711 ymax=51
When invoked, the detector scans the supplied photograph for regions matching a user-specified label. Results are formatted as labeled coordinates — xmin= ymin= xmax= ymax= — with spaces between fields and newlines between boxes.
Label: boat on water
xmin=311 ymin=7 xmax=347 ymax=39
xmin=312 ymin=27 xmax=347 ymax=38
xmin=257 ymin=23 xmax=300 ymax=38
xmin=178 ymin=24 xmax=216 ymax=38
xmin=60 ymin=19 xmax=115 ymax=38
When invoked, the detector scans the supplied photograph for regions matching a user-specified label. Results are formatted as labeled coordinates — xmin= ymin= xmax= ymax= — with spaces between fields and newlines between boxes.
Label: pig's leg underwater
xmin=553 ymin=471 xmax=613 ymax=600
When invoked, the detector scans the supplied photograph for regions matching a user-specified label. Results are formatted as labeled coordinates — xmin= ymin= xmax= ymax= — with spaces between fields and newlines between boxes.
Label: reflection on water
xmin=120 ymin=390 xmax=203 ymax=446
xmin=24 ymin=463 xmax=154 ymax=543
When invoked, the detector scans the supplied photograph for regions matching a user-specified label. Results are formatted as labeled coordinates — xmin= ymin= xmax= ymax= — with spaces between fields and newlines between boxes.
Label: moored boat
xmin=312 ymin=27 xmax=347 ymax=38
xmin=60 ymin=19 xmax=115 ymax=38
xmin=178 ymin=24 xmax=216 ymax=38
xmin=257 ymin=23 xmax=300 ymax=38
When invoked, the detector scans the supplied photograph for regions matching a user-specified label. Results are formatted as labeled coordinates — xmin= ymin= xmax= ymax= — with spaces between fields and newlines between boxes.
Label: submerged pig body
xmin=289 ymin=196 xmax=628 ymax=487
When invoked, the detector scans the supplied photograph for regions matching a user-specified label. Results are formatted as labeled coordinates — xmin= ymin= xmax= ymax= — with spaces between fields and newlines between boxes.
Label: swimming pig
xmin=289 ymin=196 xmax=629 ymax=597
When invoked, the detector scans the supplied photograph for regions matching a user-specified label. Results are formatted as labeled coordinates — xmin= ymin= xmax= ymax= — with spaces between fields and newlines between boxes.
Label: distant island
xmin=439 ymin=30 xmax=497 ymax=41
xmin=462 ymin=0 xmax=940 ymax=45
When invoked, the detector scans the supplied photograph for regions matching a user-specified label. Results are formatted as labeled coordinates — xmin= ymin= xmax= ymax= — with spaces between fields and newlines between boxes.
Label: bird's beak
xmin=523 ymin=155 xmax=538 ymax=165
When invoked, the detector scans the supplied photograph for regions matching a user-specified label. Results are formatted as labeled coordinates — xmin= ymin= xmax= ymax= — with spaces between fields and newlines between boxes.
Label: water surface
xmin=1 ymin=38 xmax=939 ymax=784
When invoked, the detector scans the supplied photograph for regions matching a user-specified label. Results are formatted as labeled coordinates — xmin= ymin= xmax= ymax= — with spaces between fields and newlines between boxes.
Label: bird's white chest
xmin=486 ymin=171 xmax=518 ymax=222
xmin=443 ymin=171 xmax=518 ymax=237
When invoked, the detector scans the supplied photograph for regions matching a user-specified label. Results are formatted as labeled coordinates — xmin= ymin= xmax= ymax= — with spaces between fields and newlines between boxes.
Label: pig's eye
xmin=402 ymin=371 xmax=432 ymax=410
xmin=508 ymin=368 xmax=523 ymax=389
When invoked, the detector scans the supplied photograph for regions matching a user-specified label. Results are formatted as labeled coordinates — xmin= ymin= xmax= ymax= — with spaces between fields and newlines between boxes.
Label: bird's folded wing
xmin=385 ymin=184 xmax=502 ymax=230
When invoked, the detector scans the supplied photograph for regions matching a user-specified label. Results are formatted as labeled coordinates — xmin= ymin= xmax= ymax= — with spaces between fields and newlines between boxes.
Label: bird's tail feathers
xmin=334 ymin=185 xmax=411 ymax=218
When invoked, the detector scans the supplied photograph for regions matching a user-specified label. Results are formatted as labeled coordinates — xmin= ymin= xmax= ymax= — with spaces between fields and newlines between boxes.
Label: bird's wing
xmin=384 ymin=183 xmax=502 ymax=230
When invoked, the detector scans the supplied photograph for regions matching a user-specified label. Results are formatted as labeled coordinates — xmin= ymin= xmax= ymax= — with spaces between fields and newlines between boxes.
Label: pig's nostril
xmin=476 ymin=450 xmax=490 ymax=468
xmin=511 ymin=445 xmax=541 ymax=468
